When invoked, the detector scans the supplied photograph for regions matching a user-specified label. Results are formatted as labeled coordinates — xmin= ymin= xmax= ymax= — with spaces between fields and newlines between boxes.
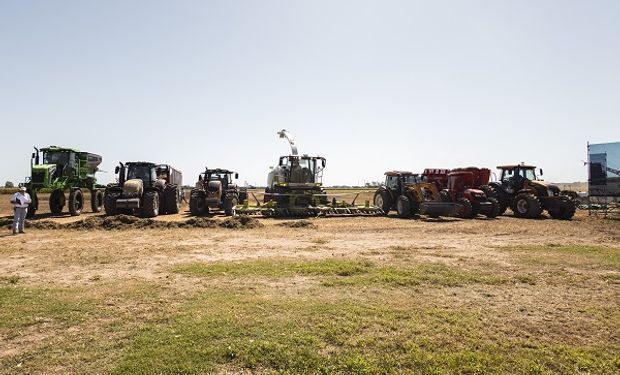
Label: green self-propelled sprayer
xmin=22 ymin=146 xmax=105 ymax=218
xmin=233 ymin=130 xmax=383 ymax=217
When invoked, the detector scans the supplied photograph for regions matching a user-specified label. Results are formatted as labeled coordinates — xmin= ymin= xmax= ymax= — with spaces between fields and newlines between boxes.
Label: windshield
xmin=501 ymin=168 xmax=537 ymax=181
xmin=287 ymin=157 xmax=317 ymax=183
xmin=523 ymin=168 xmax=537 ymax=180
xmin=127 ymin=165 xmax=155 ymax=182
xmin=401 ymin=175 xmax=422 ymax=184
xmin=43 ymin=151 xmax=69 ymax=165
xmin=208 ymin=173 xmax=229 ymax=182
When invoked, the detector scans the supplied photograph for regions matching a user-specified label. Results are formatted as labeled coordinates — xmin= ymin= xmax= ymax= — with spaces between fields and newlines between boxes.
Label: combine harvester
xmin=234 ymin=130 xmax=383 ymax=217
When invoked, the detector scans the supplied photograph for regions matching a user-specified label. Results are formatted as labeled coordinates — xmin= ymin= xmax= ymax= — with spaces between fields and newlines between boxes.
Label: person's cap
xmin=19 ymin=186 xmax=27 ymax=192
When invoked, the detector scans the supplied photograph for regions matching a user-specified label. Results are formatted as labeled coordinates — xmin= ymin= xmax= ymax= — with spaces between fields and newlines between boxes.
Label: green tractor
xmin=22 ymin=146 xmax=104 ymax=218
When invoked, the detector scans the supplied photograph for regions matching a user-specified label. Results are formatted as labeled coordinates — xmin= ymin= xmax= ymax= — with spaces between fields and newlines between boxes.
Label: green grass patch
xmin=113 ymin=286 xmax=620 ymax=375
xmin=501 ymin=244 xmax=620 ymax=270
xmin=173 ymin=258 xmax=374 ymax=278
xmin=0 ymin=286 xmax=94 ymax=333
xmin=173 ymin=258 xmax=509 ymax=287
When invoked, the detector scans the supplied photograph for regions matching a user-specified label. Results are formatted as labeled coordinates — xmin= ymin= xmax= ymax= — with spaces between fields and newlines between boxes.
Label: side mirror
xmin=322 ymin=159 xmax=326 ymax=167
xmin=115 ymin=166 xmax=120 ymax=174
xmin=235 ymin=173 xmax=239 ymax=179
xmin=539 ymin=168 xmax=543 ymax=176
xmin=31 ymin=153 xmax=36 ymax=159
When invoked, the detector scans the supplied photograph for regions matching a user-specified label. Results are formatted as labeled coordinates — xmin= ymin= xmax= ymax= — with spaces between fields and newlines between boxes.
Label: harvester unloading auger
xmin=233 ymin=130 xmax=383 ymax=217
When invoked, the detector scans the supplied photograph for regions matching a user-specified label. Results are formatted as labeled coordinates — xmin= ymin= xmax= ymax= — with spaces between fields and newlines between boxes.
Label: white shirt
xmin=11 ymin=192 xmax=31 ymax=208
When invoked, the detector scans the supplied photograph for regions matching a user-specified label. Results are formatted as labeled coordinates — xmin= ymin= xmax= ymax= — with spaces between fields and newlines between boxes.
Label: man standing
xmin=11 ymin=187 xmax=31 ymax=235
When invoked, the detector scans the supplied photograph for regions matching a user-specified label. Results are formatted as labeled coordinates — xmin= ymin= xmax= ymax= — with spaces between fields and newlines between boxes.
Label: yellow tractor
xmin=374 ymin=171 xmax=459 ymax=218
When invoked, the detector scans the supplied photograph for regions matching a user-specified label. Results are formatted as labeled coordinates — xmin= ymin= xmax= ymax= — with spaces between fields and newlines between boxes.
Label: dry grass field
xmin=0 ymin=189 xmax=618 ymax=374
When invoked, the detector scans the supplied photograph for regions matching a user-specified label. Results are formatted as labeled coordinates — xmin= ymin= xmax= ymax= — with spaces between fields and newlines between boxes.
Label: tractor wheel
xmin=373 ymin=190 xmax=392 ymax=214
xmin=396 ymin=195 xmax=412 ymax=218
xmin=141 ymin=190 xmax=159 ymax=218
xmin=485 ymin=197 xmax=500 ymax=218
xmin=471 ymin=201 xmax=480 ymax=217
xmin=90 ymin=190 xmax=104 ymax=213
xmin=164 ymin=184 xmax=179 ymax=215
xmin=104 ymin=190 xmax=120 ymax=216
xmin=27 ymin=191 xmax=38 ymax=219
xmin=239 ymin=189 xmax=249 ymax=205
xmin=68 ymin=189 xmax=84 ymax=216
xmin=483 ymin=185 xmax=508 ymax=215
xmin=49 ymin=189 xmax=66 ymax=215
xmin=512 ymin=193 xmax=542 ymax=219
xmin=457 ymin=198 xmax=473 ymax=219
xmin=548 ymin=197 xmax=576 ymax=220
xmin=224 ymin=194 xmax=238 ymax=216
xmin=189 ymin=190 xmax=208 ymax=216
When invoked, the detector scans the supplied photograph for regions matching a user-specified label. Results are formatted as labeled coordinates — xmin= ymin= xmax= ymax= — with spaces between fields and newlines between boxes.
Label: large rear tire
xmin=49 ymin=189 xmax=66 ymax=215
xmin=68 ymin=189 xmax=84 ymax=216
xmin=164 ymin=184 xmax=179 ymax=215
xmin=141 ymin=190 xmax=159 ymax=218
xmin=373 ymin=189 xmax=392 ymax=214
xmin=104 ymin=190 xmax=120 ymax=216
xmin=91 ymin=190 xmax=104 ymax=213
xmin=512 ymin=193 xmax=542 ymax=219
xmin=457 ymin=198 xmax=473 ymax=219
xmin=396 ymin=195 xmax=412 ymax=218
xmin=224 ymin=194 xmax=238 ymax=216
xmin=189 ymin=190 xmax=208 ymax=216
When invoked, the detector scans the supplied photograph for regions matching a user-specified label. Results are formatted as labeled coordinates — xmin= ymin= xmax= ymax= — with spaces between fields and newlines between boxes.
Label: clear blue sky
xmin=1 ymin=0 xmax=618 ymax=186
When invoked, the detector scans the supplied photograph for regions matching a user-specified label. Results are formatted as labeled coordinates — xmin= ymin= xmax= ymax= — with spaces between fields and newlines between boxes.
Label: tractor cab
xmin=384 ymin=171 xmax=425 ymax=194
xmin=199 ymin=168 xmax=239 ymax=190
xmin=119 ymin=162 xmax=157 ymax=185
xmin=497 ymin=164 xmax=548 ymax=195
xmin=269 ymin=155 xmax=326 ymax=187
xmin=447 ymin=171 xmax=475 ymax=193
xmin=30 ymin=147 xmax=79 ymax=187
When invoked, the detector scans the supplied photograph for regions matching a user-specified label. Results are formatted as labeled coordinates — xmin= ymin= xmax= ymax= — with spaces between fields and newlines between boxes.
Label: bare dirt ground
xmin=0 ymin=189 xmax=618 ymax=374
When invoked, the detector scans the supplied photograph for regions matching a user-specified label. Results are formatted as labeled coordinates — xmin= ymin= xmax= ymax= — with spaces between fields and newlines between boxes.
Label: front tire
xmin=373 ymin=189 xmax=392 ymax=214
xmin=27 ymin=190 xmax=38 ymax=219
xmin=104 ymin=190 xmax=120 ymax=216
xmin=49 ymin=189 xmax=66 ymax=215
xmin=141 ymin=190 xmax=159 ymax=218
xmin=189 ymin=190 xmax=208 ymax=216
xmin=548 ymin=197 xmax=576 ymax=220
xmin=485 ymin=197 xmax=500 ymax=218
xmin=512 ymin=193 xmax=542 ymax=219
xmin=396 ymin=195 xmax=412 ymax=218
xmin=484 ymin=185 xmax=507 ymax=215
xmin=457 ymin=198 xmax=473 ymax=219
xmin=224 ymin=194 xmax=238 ymax=216
xmin=68 ymin=189 xmax=84 ymax=216
xmin=164 ymin=184 xmax=179 ymax=214
xmin=91 ymin=190 xmax=104 ymax=213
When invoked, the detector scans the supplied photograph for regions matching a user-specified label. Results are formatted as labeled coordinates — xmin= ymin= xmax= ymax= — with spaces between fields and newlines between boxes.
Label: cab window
xmin=386 ymin=176 xmax=398 ymax=189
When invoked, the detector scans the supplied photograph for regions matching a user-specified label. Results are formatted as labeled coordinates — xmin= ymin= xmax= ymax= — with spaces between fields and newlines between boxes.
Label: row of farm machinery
xmin=19 ymin=130 xmax=576 ymax=220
